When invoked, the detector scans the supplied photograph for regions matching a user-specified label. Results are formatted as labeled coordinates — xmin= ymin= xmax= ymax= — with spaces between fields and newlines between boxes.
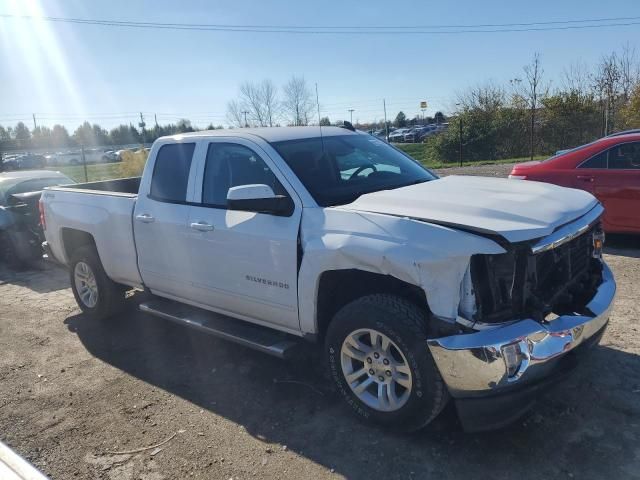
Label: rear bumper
xmin=427 ymin=261 xmax=615 ymax=430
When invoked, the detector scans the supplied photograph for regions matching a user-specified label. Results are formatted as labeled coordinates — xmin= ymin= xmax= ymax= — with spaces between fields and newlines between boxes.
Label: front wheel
xmin=69 ymin=245 xmax=126 ymax=320
xmin=325 ymin=294 xmax=449 ymax=431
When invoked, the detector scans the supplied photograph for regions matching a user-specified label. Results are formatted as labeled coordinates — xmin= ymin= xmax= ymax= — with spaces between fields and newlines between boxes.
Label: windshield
xmin=0 ymin=175 xmax=74 ymax=205
xmin=271 ymin=134 xmax=437 ymax=206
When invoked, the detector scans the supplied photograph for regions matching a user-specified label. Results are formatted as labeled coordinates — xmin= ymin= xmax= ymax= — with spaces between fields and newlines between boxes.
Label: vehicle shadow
xmin=604 ymin=233 xmax=640 ymax=259
xmin=64 ymin=303 xmax=640 ymax=479
xmin=0 ymin=259 xmax=70 ymax=293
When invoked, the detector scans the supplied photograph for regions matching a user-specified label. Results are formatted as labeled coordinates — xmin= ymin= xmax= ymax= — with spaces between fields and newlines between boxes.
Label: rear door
xmin=134 ymin=141 xmax=200 ymax=299
xmin=185 ymin=138 xmax=302 ymax=332
xmin=573 ymin=149 xmax=606 ymax=195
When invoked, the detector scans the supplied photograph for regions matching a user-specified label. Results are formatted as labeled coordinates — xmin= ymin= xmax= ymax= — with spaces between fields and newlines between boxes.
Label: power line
xmin=2 ymin=13 xmax=640 ymax=34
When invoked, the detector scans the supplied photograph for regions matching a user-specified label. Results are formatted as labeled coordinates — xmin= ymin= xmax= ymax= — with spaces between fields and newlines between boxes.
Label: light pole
xmin=348 ymin=109 xmax=355 ymax=124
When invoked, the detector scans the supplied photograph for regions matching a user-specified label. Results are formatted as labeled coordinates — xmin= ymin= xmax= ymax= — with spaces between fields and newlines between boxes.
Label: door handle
xmin=136 ymin=213 xmax=155 ymax=223
xmin=190 ymin=221 xmax=214 ymax=232
xmin=577 ymin=175 xmax=594 ymax=183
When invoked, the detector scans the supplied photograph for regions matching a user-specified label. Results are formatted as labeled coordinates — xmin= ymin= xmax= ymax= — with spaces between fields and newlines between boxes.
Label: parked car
xmin=17 ymin=154 xmax=46 ymax=169
xmin=42 ymin=126 xmax=614 ymax=432
xmin=509 ymin=132 xmax=640 ymax=233
xmin=388 ymin=128 xmax=410 ymax=143
xmin=53 ymin=151 xmax=83 ymax=166
xmin=1 ymin=154 xmax=20 ymax=171
xmin=607 ymin=129 xmax=640 ymax=137
xmin=0 ymin=170 xmax=74 ymax=267
xmin=404 ymin=126 xmax=436 ymax=143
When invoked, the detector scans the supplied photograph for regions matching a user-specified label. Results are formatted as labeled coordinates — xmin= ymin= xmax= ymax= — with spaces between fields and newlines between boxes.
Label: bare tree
xmin=236 ymin=80 xmax=280 ymax=127
xmin=282 ymin=76 xmax=314 ymax=126
xmin=261 ymin=79 xmax=279 ymax=127
xmin=562 ymin=60 xmax=591 ymax=98
xmin=593 ymin=52 xmax=622 ymax=135
xmin=226 ymin=100 xmax=245 ymax=127
xmin=239 ymin=81 xmax=266 ymax=126
xmin=521 ymin=53 xmax=548 ymax=160
xmin=619 ymin=42 xmax=639 ymax=102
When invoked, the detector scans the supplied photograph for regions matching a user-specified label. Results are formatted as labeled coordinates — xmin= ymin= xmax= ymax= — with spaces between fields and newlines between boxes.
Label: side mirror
xmin=226 ymin=184 xmax=294 ymax=216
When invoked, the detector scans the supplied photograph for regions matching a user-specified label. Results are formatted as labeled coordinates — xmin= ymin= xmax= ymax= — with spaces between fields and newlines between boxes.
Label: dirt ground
xmin=1 ymin=165 xmax=640 ymax=480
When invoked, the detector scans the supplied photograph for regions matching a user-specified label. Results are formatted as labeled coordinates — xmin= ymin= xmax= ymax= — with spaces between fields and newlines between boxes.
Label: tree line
xmin=0 ymin=118 xmax=224 ymax=152
xmin=427 ymin=45 xmax=640 ymax=163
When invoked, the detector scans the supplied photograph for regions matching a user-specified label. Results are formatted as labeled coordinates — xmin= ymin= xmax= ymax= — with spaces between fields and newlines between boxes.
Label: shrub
xmin=119 ymin=150 xmax=148 ymax=177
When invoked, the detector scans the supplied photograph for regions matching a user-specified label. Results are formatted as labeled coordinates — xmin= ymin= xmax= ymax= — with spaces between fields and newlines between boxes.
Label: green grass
xmin=46 ymin=162 xmax=124 ymax=182
xmin=396 ymin=143 xmax=547 ymax=169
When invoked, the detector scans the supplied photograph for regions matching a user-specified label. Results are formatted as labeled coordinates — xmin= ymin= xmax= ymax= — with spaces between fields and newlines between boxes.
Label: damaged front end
xmin=427 ymin=205 xmax=615 ymax=431
xmin=458 ymin=204 xmax=606 ymax=327
xmin=467 ymin=225 xmax=604 ymax=326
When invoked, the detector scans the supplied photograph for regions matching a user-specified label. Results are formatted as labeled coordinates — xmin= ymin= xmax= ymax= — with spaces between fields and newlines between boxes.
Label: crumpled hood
xmin=342 ymin=176 xmax=598 ymax=243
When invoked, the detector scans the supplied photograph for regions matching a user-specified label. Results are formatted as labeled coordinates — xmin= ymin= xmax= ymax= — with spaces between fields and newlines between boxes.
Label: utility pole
xmin=456 ymin=103 xmax=463 ymax=167
xmin=458 ymin=117 xmax=463 ymax=167
xmin=242 ymin=111 xmax=249 ymax=128
xmin=383 ymin=99 xmax=389 ymax=142
xmin=81 ymin=145 xmax=88 ymax=182
xmin=138 ymin=112 xmax=146 ymax=146
xmin=348 ymin=109 xmax=355 ymax=124
xmin=154 ymin=114 xmax=159 ymax=129
xmin=32 ymin=114 xmax=37 ymax=130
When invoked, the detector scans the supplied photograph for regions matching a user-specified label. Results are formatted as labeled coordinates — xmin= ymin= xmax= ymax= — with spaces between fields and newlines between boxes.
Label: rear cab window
xmin=149 ymin=143 xmax=196 ymax=202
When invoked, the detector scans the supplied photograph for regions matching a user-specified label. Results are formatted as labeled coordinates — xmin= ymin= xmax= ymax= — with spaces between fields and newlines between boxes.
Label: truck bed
xmin=55 ymin=176 xmax=140 ymax=196
xmin=43 ymin=179 xmax=143 ymax=288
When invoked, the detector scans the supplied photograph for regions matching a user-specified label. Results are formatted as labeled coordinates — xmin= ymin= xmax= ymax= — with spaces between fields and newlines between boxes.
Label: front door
xmin=593 ymin=141 xmax=640 ymax=231
xmin=186 ymin=139 xmax=302 ymax=332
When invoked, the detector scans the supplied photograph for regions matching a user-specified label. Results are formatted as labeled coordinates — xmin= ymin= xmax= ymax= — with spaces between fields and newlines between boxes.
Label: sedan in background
xmin=509 ymin=133 xmax=640 ymax=233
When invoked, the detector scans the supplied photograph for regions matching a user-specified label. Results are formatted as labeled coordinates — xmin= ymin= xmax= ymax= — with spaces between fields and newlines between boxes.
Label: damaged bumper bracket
xmin=427 ymin=261 xmax=615 ymax=430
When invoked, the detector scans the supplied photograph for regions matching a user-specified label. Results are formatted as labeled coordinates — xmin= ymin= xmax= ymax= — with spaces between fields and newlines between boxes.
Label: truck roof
xmin=162 ymin=126 xmax=359 ymax=144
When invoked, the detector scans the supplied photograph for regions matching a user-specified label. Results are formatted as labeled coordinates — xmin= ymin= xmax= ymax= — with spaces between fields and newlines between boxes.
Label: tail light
xmin=38 ymin=199 xmax=46 ymax=230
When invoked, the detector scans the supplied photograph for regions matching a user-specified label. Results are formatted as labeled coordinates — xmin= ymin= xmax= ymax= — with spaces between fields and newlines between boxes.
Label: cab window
xmin=150 ymin=143 xmax=195 ymax=202
xmin=202 ymin=143 xmax=286 ymax=207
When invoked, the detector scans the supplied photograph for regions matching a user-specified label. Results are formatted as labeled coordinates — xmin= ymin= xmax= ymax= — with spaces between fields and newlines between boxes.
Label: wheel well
xmin=61 ymin=228 xmax=96 ymax=261
xmin=316 ymin=269 xmax=429 ymax=340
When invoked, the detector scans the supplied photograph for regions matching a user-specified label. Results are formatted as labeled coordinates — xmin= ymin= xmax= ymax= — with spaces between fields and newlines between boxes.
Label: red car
xmin=509 ymin=132 xmax=640 ymax=233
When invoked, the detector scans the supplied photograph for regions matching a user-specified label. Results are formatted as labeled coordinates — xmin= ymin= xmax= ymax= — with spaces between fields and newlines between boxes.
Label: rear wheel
xmin=69 ymin=246 xmax=126 ymax=320
xmin=325 ymin=294 xmax=449 ymax=431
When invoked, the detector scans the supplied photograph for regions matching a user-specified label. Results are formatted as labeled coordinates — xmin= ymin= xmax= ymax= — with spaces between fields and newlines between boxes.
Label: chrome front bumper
xmin=427 ymin=262 xmax=616 ymax=398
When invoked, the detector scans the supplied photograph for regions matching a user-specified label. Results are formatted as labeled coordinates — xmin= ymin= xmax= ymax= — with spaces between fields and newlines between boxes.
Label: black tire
xmin=325 ymin=294 xmax=449 ymax=432
xmin=69 ymin=245 xmax=126 ymax=320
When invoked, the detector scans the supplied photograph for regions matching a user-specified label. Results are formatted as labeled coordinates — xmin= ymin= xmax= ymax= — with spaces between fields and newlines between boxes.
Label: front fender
xmin=298 ymin=208 xmax=505 ymax=334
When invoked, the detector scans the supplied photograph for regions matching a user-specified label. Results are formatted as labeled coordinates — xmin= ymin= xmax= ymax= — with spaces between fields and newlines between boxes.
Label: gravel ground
xmin=1 ymin=165 xmax=639 ymax=480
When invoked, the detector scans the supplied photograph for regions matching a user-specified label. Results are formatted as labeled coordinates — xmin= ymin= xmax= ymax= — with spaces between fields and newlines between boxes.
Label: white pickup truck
xmin=40 ymin=126 xmax=615 ymax=432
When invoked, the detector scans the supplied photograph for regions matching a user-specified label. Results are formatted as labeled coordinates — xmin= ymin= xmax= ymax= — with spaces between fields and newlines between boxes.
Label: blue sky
xmin=1 ymin=0 xmax=639 ymax=130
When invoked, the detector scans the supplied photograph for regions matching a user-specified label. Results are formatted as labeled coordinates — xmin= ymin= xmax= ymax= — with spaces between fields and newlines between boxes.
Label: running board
xmin=139 ymin=298 xmax=301 ymax=359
